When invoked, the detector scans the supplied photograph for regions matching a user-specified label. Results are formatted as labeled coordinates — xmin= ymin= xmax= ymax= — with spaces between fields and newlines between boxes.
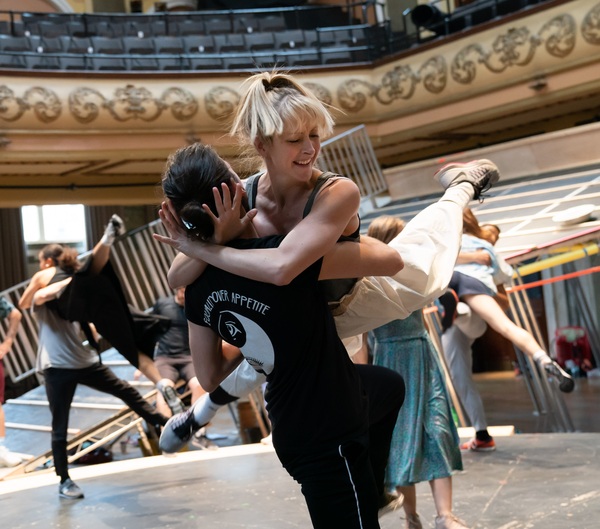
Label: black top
xmin=185 ymin=235 xmax=368 ymax=453
xmin=152 ymin=296 xmax=189 ymax=357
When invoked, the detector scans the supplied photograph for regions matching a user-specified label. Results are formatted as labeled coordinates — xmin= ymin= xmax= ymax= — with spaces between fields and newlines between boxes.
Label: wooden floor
xmin=472 ymin=371 xmax=600 ymax=434
xmin=2 ymin=370 xmax=600 ymax=529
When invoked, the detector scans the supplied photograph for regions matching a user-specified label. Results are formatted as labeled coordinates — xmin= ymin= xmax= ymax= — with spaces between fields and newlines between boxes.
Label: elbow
xmin=18 ymin=298 xmax=29 ymax=310
xmin=197 ymin=373 xmax=220 ymax=394
xmin=386 ymin=253 xmax=404 ymax=276
xmin=270 ymin=264 xmax=296 ymax=286
xmin=166 ymin=269 xmax=183 ymax=290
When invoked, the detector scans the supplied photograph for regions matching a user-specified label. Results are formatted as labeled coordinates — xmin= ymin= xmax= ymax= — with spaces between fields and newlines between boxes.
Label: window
xmin=22 ymin=204 xmax=86 ymax=244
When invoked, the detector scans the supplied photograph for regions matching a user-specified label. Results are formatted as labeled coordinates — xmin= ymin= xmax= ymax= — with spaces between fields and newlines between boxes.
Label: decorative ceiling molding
xmin=1 ymin=1 xmax=598 ymax=131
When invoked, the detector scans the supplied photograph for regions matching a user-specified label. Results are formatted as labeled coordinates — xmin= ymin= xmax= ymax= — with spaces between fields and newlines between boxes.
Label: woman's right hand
xmin=204 ymin=182 xmax=257 ymax=244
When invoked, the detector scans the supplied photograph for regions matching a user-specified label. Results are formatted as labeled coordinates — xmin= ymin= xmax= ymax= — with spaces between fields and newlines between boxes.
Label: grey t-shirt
xmin=35 ymin=302 xmax=99 ymax=372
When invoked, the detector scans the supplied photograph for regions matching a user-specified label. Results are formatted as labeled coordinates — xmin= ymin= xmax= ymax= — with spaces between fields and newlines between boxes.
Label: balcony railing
xmin=0 ymin=0 xmax=552 ymax=72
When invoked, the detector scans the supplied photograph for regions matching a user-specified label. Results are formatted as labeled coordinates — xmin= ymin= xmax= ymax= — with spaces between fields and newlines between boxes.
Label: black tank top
xmin=244 ymin=172 xmax=359 ymax=303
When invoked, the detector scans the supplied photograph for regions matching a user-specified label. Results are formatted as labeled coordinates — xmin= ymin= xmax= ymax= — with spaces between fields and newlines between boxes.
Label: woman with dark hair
xmin=158 ymin=142 xmax=406 ymax=528
xmin=19 ymin=217 xmax=185 ymax=416
xmin=19 ymin=242 xmax=168 ymax=500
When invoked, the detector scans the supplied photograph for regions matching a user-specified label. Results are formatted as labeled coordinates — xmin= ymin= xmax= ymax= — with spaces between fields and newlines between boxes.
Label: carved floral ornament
xmin=0 ymin=3 xmax=599 ymax=124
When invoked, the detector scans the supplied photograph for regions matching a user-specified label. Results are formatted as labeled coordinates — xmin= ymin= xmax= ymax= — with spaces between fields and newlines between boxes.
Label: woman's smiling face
xmin=260 ymin=120 xmax=321 ymax=183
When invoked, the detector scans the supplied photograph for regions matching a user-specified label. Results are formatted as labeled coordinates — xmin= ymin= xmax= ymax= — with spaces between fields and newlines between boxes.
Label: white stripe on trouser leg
xmin=338 ymin=444 xmax=364 ymax=529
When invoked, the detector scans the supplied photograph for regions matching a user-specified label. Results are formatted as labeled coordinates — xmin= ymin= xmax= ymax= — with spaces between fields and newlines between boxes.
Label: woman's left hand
xmin=154 ymin=200 xmax=204 ymax=256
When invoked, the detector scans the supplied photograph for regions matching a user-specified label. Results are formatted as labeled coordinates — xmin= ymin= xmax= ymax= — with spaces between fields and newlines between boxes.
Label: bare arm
xmin=456 ymin=249 xmax=491 ymax=266
xmin=0 ymin=307 xmax=22 ymax=360
xmin=157 ymin=178 xmax=361 ymax=286
xmin=18 ymin=268 xmax=55 ymax=309
xmin=31 ymin=278 xmax=72 ymax=306
xmin=319 ymin=235 xmax=403 ymax=280
xmin=188 ymin=322 xmax=244 ymax=392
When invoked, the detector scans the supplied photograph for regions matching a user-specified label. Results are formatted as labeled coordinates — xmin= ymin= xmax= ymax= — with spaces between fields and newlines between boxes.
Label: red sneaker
xmin=460 ymin=438 xmax=496 ymax=452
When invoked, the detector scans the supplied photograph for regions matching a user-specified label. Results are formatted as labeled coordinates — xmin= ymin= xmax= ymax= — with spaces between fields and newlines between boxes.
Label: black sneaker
xmin=438 ymin=289 xmax=459 ymax=332
xmin=434 ymin=159 xmax=500 ymax=200
xmin=159 ymin=385 xmax=185 ymax=416
xmin=544 ymin=360 xmax=575 ymax=393
xmin=59 ymin=478 xmax=84 ymax=499
xmin=159 ymin=408 xmax=202 ymax=454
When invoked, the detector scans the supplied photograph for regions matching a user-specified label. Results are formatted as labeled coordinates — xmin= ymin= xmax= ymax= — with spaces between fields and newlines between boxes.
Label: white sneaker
xmin=101 ymin=214 xmax=126 ymax=245
xmin=191 ymin=430 xmax=218 ymax=451
xmin=0 ymin=445 xmax=21 ymax=468
xmin=260 ymin=433 xmax=272 ymax=445
xmin=59 ymin=478 xmax=84 ymax=499
xmin=434 ymin=159 xmax=500 ymax=200
xmin=543 ymin=359 xmax=575 ymax=393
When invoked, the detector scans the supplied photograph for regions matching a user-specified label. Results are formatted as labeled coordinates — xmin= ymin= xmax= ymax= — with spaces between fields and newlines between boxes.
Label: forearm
xmin=5 ymin=309 xmax=22 ymax=341
xmin=19 ymin=276 xmax=43 ymax=309
xmin=179 ymin=237 xmax=318 ymax=286
xmin=167 ymin=252 xmax=208 ymax=288
xmin=456 ymin=250 xmax=491 ymax=266
xmin=189 ymin=324 xmax=244 ymax=392
xmin=320 ymin=236 xmax=403 ymax=280
xmin=32 ymin=278 xmax=71 ymax=306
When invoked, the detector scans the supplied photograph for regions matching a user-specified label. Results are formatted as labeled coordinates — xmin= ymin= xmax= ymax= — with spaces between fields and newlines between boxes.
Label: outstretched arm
xmin=31 ymin=278 xmax=72 ymax=306
xmin=319 ymin=235 xmax=403 ymax=280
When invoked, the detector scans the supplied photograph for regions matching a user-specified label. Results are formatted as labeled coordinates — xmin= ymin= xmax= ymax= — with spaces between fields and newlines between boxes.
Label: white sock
xmin=440 ymin=183 xmax=474 ymax=208
xmin=155 ymin=379 xmax=171 ymax=392
xmin=100 ymin=234 xmax=114 ymax=246
xmin=192 ymin=394 xmax=221 ymax=426
xmin=533 ymin=350 xmax=551 ymax=364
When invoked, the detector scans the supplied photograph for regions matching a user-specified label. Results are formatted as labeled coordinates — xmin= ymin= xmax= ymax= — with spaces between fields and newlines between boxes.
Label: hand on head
xmin=202 ymin=182 xmax=257 ymax=244
xmin=154 ymin=183 xmax=257 ymax=254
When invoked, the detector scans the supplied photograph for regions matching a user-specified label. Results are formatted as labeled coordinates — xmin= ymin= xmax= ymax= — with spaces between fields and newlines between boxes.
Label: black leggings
xmin=44 ymin=363 xmax=166 ymax=481
xmin=278 ymin=364 xmax=405 ymax=529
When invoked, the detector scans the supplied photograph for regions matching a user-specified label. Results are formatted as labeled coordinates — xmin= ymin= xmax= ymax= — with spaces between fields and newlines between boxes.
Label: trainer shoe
xmin=378 ymin=491 xmax=404 ymax=519
xmin=59 ymin=478 xmax=84 ymax=499
xmin=437 ymin=289 xmax=459 ymax=332
xmin=0 ymin=445 xmax=21 ymax=467
xmin=460 ymin=437 xmax=496 ymax=452
xmin=159 ymin=385 xmax=185 ymax=416
xmin=159 ymin=408 xmax=202 ymax=454
xmin=543 ymin=360 xmax=575 ymax=393
xmin=407 ymin=513 xmax=424 ymax=529
xmin=191 ymin=429 xmax=219 ymax=451
xmin=435 ymin=513 xmax=470 ymax=529
xmin=434 ymin=159 xmax=500 ymax=200
xmin=101 ymin=214 xmax=126 ymax=246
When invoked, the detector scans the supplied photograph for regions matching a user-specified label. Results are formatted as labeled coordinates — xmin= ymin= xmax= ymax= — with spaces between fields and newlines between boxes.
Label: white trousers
xmin=441 ymin=322 xmax=489 ymax=432
xmin=219 ymin=186 xmax=472 ymax=399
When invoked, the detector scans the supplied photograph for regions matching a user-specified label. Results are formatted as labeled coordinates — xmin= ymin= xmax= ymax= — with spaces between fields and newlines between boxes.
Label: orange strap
xmin=507 ymin=266 xmax=600 ymax=292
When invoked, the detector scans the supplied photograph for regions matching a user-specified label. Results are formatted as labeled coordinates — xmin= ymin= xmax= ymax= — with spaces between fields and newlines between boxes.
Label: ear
xmin=254 ymin=136 xmax=267 ymax=157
